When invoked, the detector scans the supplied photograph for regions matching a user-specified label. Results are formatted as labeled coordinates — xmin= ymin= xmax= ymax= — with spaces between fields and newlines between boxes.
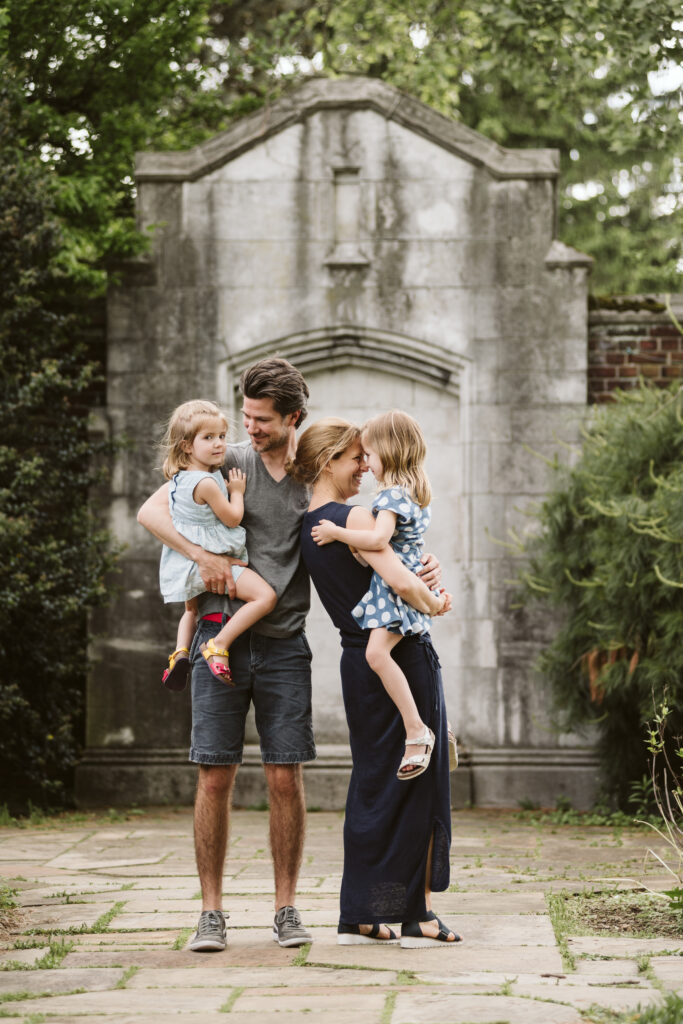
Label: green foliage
xmin=0 ymin=78 xmax=119 ymax=812
xmin=4 ymin=0 xmax=221 ymax=294
xmin=584 ymin=993 xmax=683 ymax=1024
xmin=517 ymin=383 xmax=683 ymax=804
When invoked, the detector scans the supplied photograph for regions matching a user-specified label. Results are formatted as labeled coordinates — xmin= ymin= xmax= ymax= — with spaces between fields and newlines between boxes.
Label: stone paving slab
xmin=0 ymin=966 xmax=124 ymax=995
xmin=126 ymin=965 xmax=398 ymax=988
xmin=392 ymin=991 xmax=584 ymax=1024
xmin=307 ymin=931 xmax=565 ymax=974
xmin=1 ymin=807 xmax=681 ymax=1024
xmin=568 ymin=935 xmax=683 ymax=955
xmin=650 ymin=955 xmax=683 ymax=990
xmin=18 ymin=902 xmax=116 ymax=931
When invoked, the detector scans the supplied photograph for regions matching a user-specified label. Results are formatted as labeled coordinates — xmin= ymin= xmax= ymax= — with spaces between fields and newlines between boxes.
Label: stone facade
xmin=76 ymin=77 xmax=600 ymax=810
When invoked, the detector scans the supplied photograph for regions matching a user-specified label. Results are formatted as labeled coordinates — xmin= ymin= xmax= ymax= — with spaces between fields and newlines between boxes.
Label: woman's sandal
xmin=399 ymin=911 xmax=462 ymax=948
xmin=161 ymin=648 xmax=190 ymax=692
xmin=447 ymin=721 xmax=458 ymax=772
xmin=397 ymin=727 xmax=435 ymax=781
xmin=337 ymin=922 xmax=398 ymax=945
xmin=200 ymin=639 xmax=233 ymax=685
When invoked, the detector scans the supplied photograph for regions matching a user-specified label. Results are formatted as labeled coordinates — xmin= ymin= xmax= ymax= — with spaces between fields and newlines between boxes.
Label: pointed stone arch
xmin=225 ymin=325 xmax=469 ymax=401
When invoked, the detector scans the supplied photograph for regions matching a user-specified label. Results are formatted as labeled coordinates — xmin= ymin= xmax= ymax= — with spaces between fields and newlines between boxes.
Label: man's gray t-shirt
xmin=196 ymin=441 xmax=310 ymax=638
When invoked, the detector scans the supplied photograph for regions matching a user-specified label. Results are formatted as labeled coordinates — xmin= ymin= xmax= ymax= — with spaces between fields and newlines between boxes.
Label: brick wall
xmin=588 ymin=296 xmax=683 ymax=404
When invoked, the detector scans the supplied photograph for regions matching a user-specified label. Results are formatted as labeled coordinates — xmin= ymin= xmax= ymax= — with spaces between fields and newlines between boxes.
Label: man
xmin=138 ymin=357 xmax=313 ymax=950
xmin=138 ymin=356 xmax=441 ymax=951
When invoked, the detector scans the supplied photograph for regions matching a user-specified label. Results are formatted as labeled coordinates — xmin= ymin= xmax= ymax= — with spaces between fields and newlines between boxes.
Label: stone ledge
xmin=75 ymin=746 xmax=599 ymax=811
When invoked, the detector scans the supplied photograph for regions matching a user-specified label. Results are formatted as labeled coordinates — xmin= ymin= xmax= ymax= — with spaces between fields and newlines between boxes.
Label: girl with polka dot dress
xmin=312 ymin=410 xmax=447 ymax=781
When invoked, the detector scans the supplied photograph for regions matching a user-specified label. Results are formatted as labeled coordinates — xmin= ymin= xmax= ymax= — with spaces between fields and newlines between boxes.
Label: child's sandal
xmin=200 ymin=639 xmax=233 ymax=685
xmin=162 ymin=648 xmax=190 ymax=692
xmin=447 ymin=721 xmax=458 ymax=772
xmin=397 ymin=727 xmax=435 ymax=781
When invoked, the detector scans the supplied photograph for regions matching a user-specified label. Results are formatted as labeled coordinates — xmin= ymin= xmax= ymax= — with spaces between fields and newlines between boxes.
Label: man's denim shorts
xmin=189 ymin=617 xmax=316 ymax=765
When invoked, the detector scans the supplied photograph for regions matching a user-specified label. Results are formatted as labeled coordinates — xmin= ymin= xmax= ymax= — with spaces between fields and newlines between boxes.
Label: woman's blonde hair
xmin=160 ymin=400 xmax=229 ymax=479
xmin=362 ymin=410 xmax=431 ymax=507
xmin=287 ymin=417 xmax=361 ymax=486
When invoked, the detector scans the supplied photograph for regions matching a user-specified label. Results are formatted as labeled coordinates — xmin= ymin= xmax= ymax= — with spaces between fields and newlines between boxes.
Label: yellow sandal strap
xmin=203 ymin=638 xmax=230 ymax=659
xmin=168 ymin=647 xmax=190 ymax=666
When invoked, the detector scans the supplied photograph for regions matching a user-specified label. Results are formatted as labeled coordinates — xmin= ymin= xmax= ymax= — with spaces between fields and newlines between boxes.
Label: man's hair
xmin=240 ymin=357 xmax=309 ymax=428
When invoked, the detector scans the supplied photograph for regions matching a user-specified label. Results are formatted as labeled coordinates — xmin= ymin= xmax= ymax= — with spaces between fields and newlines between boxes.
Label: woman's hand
xmin=311 ymin=519 xmax=338 ymax=546
xmin=417 ymin=552 xmax=441 ymax=589
xmin=227 ymin=468 xmax=246 ymax=494
xmin=434 ymin=591 xmax=452 ymax=616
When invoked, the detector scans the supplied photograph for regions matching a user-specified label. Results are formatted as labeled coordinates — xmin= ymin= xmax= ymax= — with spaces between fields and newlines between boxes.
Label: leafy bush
xmin=518 ymin=382 xmax=683 ymax=805
xmin=0 ymin=77 xmax=118 ymax=812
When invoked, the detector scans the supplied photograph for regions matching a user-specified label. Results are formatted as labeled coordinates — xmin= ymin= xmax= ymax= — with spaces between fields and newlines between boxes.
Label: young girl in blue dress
xmin=311 ymin=410 xmax=445 ymax=781
xmin=158 ymin=400 xmax=276 ymax=690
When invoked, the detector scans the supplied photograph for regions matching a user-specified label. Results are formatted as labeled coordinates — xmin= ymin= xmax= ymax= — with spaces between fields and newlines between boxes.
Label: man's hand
xmin=227 ymin=468 xmax=246 ymax=495
xmin=196 ymin=551 xmax=247 ymax=599
xmin=311 ymin=519 xmax=338 ymax=546
xmin=417 ymin=552 xmax=441 ymax=590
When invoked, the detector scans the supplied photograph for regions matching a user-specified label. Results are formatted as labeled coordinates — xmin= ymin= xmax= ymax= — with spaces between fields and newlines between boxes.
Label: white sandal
xmin=397 ymin=727 xmax=435 ymax=781
xmin=447 ymin=721 xmax=458 ymax=772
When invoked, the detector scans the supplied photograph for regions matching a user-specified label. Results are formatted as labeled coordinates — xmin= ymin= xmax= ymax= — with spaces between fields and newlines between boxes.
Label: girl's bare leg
xmin=211 ymin=569 xmax=277 ymax=651
xmin=176 ymin=600 xmax=198 ymax=652
xmin=365 ymin=627 xmax=429 ymax=773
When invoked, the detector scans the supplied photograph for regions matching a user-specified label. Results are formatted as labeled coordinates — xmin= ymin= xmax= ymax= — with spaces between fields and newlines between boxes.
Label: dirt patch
xmin=567 ymin=889 xmax=683 ymax=939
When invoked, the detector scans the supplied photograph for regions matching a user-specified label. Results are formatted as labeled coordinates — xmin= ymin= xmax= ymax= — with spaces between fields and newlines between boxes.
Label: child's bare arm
xmin=193 ymin=475 xmax=244 ymax=528
xmin=311 ymin=510 xmax=396 ymax=549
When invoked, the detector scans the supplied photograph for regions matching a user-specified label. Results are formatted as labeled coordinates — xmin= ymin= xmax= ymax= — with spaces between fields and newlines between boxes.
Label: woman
xmin=289 ymin=418 xmax=460 ymax=947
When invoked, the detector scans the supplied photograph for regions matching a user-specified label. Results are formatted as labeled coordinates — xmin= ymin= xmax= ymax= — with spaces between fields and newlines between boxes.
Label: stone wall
xmin=588 ymin=298 xmax=683 ymax=403
xmin=76 ymin=77 xmax=601 ymax=811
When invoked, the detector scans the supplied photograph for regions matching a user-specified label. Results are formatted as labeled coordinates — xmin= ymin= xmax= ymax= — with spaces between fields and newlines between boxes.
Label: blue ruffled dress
xmin=352 ymin=486 xmax=432 ymax=635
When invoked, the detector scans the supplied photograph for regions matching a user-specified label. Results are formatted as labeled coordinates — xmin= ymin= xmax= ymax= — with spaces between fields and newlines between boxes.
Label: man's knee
xmin=196 ymin=764 xmax=237 ymax=801
xmin=264 ymin=763 xmax=303 ymax=802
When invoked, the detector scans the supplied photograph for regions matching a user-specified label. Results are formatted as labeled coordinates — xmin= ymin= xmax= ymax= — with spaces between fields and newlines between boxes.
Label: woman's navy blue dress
xmin=301 ymin=501 xmax=451 ymax=925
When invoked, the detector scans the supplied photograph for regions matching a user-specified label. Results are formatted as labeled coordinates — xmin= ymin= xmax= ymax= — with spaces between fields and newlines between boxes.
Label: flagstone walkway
xmin=1 ymin=807 xmax=682 ymax=1023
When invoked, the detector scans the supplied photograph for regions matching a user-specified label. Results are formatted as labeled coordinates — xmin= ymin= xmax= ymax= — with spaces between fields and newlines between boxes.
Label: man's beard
xmin=250 ymin=429 xmax=289 ymax=453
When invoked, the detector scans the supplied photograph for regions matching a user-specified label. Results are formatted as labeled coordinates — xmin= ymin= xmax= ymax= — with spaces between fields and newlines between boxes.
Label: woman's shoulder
xmin=305 ymin=500 xmax=350 ymax=525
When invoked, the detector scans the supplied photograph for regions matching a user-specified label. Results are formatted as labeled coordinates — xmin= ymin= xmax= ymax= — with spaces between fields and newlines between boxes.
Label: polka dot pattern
xmin=351 ymin=486 xmax=432 ymax=637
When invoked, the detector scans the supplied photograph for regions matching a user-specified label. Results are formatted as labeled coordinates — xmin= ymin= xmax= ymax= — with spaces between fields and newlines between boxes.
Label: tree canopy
xmin=3 ymin=0 xmax=682 ymax=295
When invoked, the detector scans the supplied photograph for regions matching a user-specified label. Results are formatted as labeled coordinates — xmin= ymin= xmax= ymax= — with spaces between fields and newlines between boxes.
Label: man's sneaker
xmin=188 ymin=909 xmax=227 ymax=951
xmin=272 ymin=905 xmax=312 ymax=947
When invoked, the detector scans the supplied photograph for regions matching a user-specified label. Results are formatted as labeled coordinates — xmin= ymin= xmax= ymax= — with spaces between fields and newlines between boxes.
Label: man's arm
xmin=346 ymin=507 xmax=447 ymax=616
xmin=137 ymin=483 xmax=240 ymax=597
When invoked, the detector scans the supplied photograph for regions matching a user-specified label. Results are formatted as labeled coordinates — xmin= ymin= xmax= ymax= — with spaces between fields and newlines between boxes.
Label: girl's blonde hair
xmin=287 ymin=417 xmax=361 ymax=485
xmin=362 ymin=410 xmax=431 ymax=507
xmin=160 ymin=400 xmax=229 ymax=480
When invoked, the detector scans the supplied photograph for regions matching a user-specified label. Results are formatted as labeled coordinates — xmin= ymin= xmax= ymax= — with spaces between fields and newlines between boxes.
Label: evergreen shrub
xmin=0 ymin=79 xmax=118 ymax=813
xmin=518 ymin=382 xmax=683 ymax=806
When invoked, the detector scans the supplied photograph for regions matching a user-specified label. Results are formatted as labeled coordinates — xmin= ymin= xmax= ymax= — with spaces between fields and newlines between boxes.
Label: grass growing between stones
xmin=583 ymin=992 xmax=683 ymax=1023
xmin=380 ymin=990 xmax=397 ymax=1024
xmin=219 ymin=987 xmax=243 ymax=1012
xmin=34 ymin=939 xmax=74 ymax=969
xmin=172 ymin=927 xmax=192 ymax=950
xmin=546 ymin=892 xmax=577 ymax=971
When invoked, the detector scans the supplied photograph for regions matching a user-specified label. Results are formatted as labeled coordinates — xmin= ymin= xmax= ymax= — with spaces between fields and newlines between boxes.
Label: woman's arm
xmin=137 ymin=483 xmax=241 ymax=597
xmin=346 ymin=507 xmax=447 ymax=616
xmin=311 ymin=509 xmax=396 ymax=551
